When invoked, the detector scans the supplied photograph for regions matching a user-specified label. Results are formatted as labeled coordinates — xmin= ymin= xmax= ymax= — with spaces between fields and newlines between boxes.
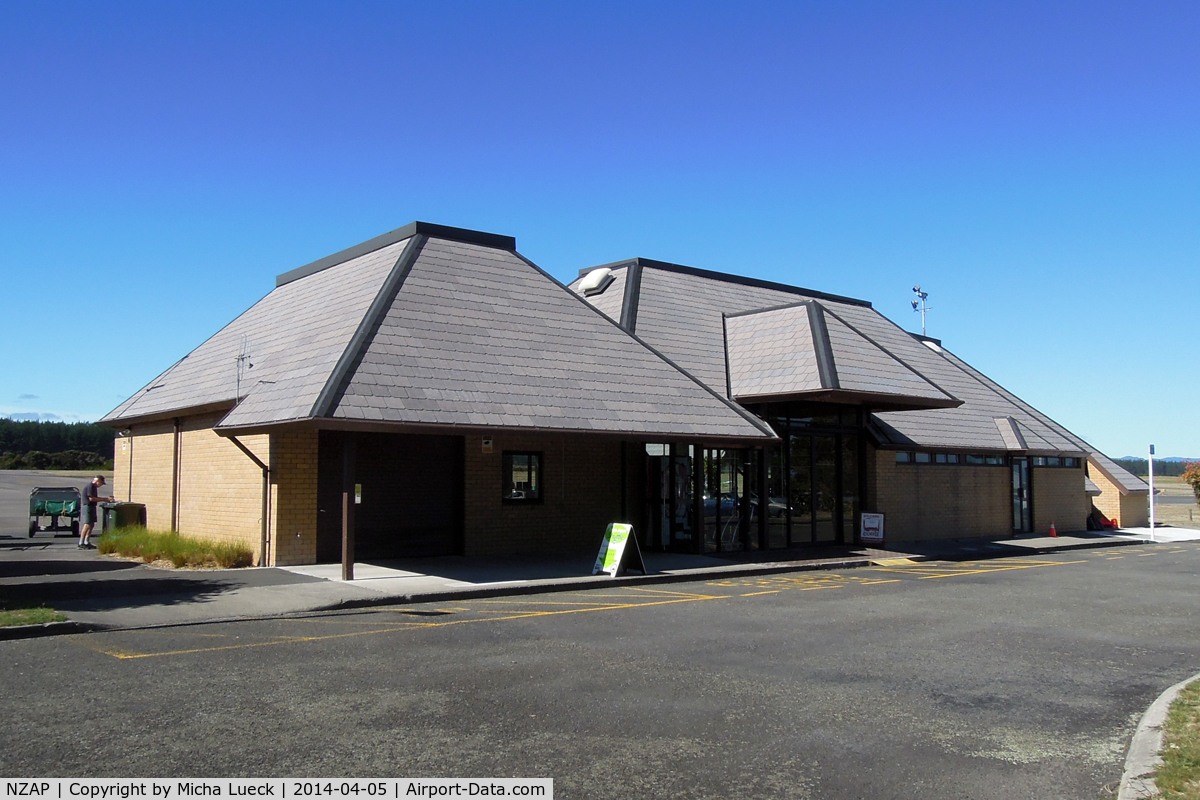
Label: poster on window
xmin=860 ymin=512 xmax=885 ymax=543
xmin=592 ymin=523 xmax=647 ymax=577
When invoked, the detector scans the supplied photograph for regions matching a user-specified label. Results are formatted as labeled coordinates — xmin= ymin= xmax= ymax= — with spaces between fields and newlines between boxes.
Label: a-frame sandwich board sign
xmin=592 ymin=523 xmax=647 ymax=577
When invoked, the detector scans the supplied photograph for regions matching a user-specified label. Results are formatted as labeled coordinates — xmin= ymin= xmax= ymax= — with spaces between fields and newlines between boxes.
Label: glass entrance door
xmin=1012 ymin=456 xmax=1031 ymax=532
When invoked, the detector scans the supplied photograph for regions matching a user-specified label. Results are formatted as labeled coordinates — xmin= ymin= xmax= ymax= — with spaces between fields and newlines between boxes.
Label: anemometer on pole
xmin=911 ymin=286 xmax=930 ymax=337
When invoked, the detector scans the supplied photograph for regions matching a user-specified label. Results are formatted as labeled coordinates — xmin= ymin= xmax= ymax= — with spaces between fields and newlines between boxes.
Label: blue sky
xmin=1 ymin=0 xmax=1196 ymax=457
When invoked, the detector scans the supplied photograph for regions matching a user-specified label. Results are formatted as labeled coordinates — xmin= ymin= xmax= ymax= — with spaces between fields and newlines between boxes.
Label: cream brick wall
xmin=1088 ymin=459 xmax=1149 ymax=528
xmin=1031 ymin=466 xmax=1088 ymax=534
xmin=173 ymin=414 xmax=267 ymax=557
xmin=269 ymin=429 xmax=319 ymax=566
xmin=871 ymin=448 xmax=1011 ymax=541
xmin=116 ymin=419 xmax=175 ymax=531
xmin=112 ymin=414 xmax=306 ymax=566
xmin=463 ymin=432 xmax=624 ymax=556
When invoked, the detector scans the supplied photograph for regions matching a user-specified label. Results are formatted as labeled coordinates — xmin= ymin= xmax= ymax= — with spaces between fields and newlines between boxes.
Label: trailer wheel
xmin=29 ymin=518 xmax=37 ymax=538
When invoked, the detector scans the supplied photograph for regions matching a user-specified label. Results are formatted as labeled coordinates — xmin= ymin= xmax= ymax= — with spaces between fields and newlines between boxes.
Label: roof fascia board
xmin=276 ymin=222 xmax=516 ymax=287
xmin=98 ymin=400 xmax=238 ymax=429
xmin=807 ymin=302 xmax=841 ymax=390
xmin=215 ymin=416 xmax=776 ymax=445
xmin=309 ymin=234 xmax=429 ymax=419
xmin=633 ymin=258 xmax=873 ymax=308
xmin=735 ymin=389 xmax=962 ymax=410
xmin=508 ymin=249 xmax=778 ymax=441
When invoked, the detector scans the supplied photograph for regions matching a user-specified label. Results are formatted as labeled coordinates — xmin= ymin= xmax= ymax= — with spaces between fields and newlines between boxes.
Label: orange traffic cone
xmin=1049 ymin=522 xmax=1057 ymax=538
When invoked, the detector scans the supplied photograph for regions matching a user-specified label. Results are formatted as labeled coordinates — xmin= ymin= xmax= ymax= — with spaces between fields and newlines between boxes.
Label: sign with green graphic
xmin=592 ymin=523 xmax=647 ymax=577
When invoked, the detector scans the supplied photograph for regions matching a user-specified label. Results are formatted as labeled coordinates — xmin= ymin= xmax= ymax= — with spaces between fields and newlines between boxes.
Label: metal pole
xmin=342 ymin=434 xmax=357 ymax=581
xmin=1148 ymin=444 xmax=1155 ymax=542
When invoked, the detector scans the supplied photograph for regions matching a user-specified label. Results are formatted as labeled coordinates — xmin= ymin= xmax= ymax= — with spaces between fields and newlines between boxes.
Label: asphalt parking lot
xmin=4 ymin=543 xmax=1199 ymax=799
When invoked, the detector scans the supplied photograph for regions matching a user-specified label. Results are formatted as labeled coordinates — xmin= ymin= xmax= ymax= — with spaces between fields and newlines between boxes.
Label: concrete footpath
xmin=2 ymin=526 xmax=1192 ymax=637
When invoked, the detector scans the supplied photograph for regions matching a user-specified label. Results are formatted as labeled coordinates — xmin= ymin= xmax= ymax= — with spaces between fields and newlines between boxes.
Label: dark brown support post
xmin=693 ymin=443 xmax=704 ymax=555
xmin=170 ymin=418 xmax=181 ymax=532
xmin=342 ymin=433 xmax=357 ymax=581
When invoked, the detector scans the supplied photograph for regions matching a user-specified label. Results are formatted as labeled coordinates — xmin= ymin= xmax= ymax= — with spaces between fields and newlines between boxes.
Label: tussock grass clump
xmin=1157 ymin=680 xmax=1200 ymax=799
xmin=99 ymin=526 xmax=254 ymax=569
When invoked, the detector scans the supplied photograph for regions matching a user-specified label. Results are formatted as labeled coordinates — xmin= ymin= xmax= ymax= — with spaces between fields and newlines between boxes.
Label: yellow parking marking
xmin=74 ymin=553 xmax=1108 ymax=661
xmin=871 ymin=557 xmax=917 ymax=566
xmin=81 ymin=594 xmax=729 ymax=660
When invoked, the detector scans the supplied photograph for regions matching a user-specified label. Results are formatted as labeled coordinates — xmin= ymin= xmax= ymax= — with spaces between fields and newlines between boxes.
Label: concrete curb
xmin=1118 ymin=672 xmax=1200 ymax=800
xmin=0 ymin=620 xmax=105 ymax=641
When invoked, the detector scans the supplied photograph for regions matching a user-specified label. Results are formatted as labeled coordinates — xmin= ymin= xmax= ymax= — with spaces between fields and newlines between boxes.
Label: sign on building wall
xmin=592 ymin=523 xmax=647 ymax=577
xmin=861 ymin=513 xmax=885 ymax=543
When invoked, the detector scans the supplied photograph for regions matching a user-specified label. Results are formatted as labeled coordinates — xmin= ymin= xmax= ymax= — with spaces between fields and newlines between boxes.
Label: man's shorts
xmin=80 ymin=504 xmax=97 ymax=525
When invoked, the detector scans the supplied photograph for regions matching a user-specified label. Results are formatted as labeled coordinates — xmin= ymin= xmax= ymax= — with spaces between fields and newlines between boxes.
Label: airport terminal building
xmin=101 ymin=222 xmax=1148 ymax=566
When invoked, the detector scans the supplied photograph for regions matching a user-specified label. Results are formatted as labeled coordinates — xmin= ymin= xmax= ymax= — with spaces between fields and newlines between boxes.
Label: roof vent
xmin=579 ymin=267 xmax=615 ymax=296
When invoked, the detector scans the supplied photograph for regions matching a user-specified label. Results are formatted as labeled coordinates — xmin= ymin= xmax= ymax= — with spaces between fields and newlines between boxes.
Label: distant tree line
xmin=0 ymin=419 xmax=115 ymax=470
xmin=1113 ymin=458 xmax=1192 ymax=478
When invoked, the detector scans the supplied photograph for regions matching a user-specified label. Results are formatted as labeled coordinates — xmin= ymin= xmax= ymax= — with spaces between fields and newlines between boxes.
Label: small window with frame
xmin=895 ymin=452 xmax=912 ymax=463
xmin=503 ymin=452 xmax=542 ymax=502
xmin=914 ymin=452 xmax=932 ymax=464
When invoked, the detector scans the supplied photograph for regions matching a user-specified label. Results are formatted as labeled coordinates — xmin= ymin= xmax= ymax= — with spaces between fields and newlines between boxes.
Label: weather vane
xmin=911 ymin=286 xmax=931 ymax=337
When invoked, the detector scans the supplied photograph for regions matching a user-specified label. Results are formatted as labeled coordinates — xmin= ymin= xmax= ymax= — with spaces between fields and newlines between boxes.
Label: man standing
xmin=79 ymin=475 xmax=114 ymax=549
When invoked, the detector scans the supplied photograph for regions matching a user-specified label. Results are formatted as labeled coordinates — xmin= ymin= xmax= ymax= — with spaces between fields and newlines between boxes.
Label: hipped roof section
xmin=570 ymin=258 xmax=1146 ymax=491
xmin=104 ymin=223 xmax=775 ymax=443
xmin=723 ymin=301 xmax=960 ymax=410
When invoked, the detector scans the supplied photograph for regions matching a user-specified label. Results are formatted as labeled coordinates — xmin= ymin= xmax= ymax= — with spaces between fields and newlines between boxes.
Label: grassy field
xmin=1150 ymin=476 xmax=1200 ymax=530
xmin=1157 ymin=680 xmax=1200 ymax=799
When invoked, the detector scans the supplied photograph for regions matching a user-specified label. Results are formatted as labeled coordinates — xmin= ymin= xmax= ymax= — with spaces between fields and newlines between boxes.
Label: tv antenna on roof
xmin=235 ymin=336 xmax=254 ymax=402
xmin=911 ymin=286 xmax=931 ymax=337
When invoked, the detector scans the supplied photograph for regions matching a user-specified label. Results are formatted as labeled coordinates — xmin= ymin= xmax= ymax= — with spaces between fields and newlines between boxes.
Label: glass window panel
xmin=935 ymin=453 xmax=948 ymax=464
xmin=767 ymin=444 xmax=787 ymax=548
xmin=896 ymin=452 xmax=911 ymax=463
xmin=1048 ymin=457 xmax=1061 ymax=467
xmin=789 ymin=434 xmax=813 ymax=545
xmin=842 ymin=433 xmax=858 ymax=539
xmin=814 ymin=435 xmax=837 ymax=542
xmin=986 ymin=456 xmax=1004 ymax=465
xmin=966 ymin=455 xmax=985 ymax=465
xmin=915 ymin=452 xmax=932 ymax=463
xmin=503 ymin=452 xmax=541 ymax=501
xmin=946 ymin=454 xmax=959 ymax=464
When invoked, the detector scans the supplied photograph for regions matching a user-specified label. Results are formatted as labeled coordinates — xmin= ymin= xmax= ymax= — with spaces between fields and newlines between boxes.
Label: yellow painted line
xmin=740 ymin=590 xmax=780 ymax=597
xmin=77 ymin=595 xmax=729 ymax=660
xmin=1136 ymin=553 xmax=1157 ymax=557
xmin=859 ymin=579 xmax=901 ymax=585
xmin=871 ymin=557 xmax=918 ymax=566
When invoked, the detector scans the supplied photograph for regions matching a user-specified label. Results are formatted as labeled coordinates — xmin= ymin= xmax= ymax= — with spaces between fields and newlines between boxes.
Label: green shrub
xmin=99 ymin=526 xmax=254 ymax=569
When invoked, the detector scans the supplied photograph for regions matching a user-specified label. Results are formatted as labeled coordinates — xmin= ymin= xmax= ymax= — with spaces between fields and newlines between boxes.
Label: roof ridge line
xmin=819 ymin=306 xmax=957 ymax=402
xmin=619 ymin=260 xmax=644 ymax=333
xmin=724 ymin=299 xmax=813 ymax=319
xmin=941 ymin=348 xmax=1134 ymax=470
xmin=807 ymin=303 xmax=840 ymax=390
xmin=277 ymin=222 xmax=515 ymax=287
xmin=511 ymin=250 xmax=778 ymax=441
xmin=309 ymin=234 xmax=428 ymax=419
